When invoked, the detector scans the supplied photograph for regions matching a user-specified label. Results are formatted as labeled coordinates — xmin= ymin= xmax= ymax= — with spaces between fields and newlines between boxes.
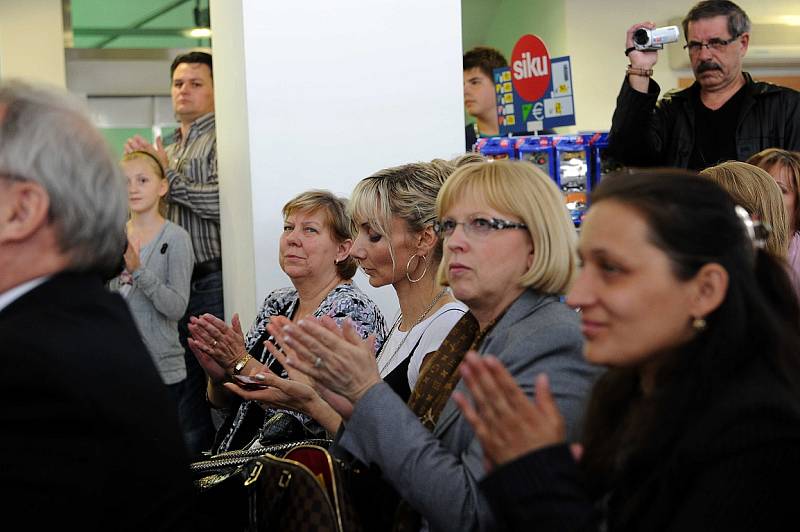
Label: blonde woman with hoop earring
xmin=340 ymin=158 xmax=475 ymax=402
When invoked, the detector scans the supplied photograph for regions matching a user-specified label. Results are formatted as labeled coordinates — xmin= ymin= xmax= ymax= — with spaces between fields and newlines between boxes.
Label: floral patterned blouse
xmin=214 ymin=282 xmax=387 ymax=452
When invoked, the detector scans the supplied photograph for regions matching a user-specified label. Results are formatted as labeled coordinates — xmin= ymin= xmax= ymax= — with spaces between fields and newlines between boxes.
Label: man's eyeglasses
xmin=683 ymin=35 xmax=739 ymax=53
xmin=433 ymin=217 xmax=528 ymax=238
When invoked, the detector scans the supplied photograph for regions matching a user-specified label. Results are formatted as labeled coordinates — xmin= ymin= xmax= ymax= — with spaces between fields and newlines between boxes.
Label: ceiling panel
xmin=69 ymin=0 xmax=209 ymax=48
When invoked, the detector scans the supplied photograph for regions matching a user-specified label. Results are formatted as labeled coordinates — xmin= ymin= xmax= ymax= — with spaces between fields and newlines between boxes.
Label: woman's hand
xmin=224 ymin=369 xmax=316 ymax=414
xmin=188 ymin=335 xmax=227 ymax=383
xmin=187 ymin=312 xmax=249 ymax=374
xmin=222 ymin=369 xmax=342 ymax=433
xmin=266 ymin=316 xmax=313 ymax=382
xmin=453 ymin=351 xmax=566 ymax=472
xmin=123 ymin=237 xmax=141 ymax=272
xmin=266 ymin=316 xmax=355 ymax=420
xmin=280 ymin=315 xmax=381 ymax=405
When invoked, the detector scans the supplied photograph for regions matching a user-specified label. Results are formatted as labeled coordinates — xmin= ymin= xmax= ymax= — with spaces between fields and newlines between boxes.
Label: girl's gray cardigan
xmin=109 ymin=220 xmax=194 ymax=385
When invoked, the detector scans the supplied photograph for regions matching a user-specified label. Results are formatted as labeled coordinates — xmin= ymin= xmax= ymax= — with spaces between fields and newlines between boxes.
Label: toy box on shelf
xmin=477 ymin=137 xmax=517 ymax=160
xmin=516 ymin=135 xmax=555 ymax=179
xmin=554 ymin=135 xmax=591 ymax=227
xmin=470 ymin=131 xmax=625 ymax=228
xmin=587 ymin=131 xmax=624 ymax=189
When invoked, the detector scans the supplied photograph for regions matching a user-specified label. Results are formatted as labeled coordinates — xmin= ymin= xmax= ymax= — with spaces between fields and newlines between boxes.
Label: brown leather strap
xmin=393 ymin=311 xmax=503 ymax=531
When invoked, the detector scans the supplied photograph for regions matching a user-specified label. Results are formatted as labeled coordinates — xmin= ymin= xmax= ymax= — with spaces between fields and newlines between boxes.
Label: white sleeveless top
xmin=377 ymin=301 xmax=468 ymax=390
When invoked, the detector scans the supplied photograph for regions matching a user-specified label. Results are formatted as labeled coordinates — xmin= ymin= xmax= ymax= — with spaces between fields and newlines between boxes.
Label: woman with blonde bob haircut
xmin=701 ymin=161 xmax=788 ymax=259
xmin=276 ymin=159 xmax=599 ymax=531
xmin=436 ymin=159 xmax=578 ymax=294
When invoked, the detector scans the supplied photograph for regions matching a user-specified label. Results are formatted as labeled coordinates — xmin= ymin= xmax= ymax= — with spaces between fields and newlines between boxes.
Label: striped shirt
xmin=165 ymin=112 xmax=220 ymax=264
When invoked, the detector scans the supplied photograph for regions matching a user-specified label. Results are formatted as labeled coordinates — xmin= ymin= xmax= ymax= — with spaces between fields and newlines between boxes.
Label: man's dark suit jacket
xmin=0 ymin=272 xmax=196 ymax=530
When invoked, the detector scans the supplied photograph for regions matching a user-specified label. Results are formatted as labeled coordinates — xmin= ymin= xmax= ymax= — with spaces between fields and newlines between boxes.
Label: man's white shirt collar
xmin=0 ymin=276 xmax=49 ymax=314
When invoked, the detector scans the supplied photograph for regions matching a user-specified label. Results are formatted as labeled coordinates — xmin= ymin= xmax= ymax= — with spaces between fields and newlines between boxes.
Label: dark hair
xmin=170 ymin=51 xmax=213 ymax=79
xmin=463 ymin=46 xmax=508 ymax=80
xmin=580 ymin=169 xmax=800 ymax=504
xmin=681 ymin=0 xmax=751 ymax=40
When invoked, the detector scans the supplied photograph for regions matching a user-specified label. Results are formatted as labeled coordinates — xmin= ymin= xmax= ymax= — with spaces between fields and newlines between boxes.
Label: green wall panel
xmin=462 ymin=0 xmax=567 ymax=61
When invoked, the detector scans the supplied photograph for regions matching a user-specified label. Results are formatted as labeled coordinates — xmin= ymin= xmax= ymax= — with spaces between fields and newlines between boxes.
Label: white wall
xmin=564 ymin=0 xmax=800 ymax=131
xmin=212 ymin=0 xmax=465 ymax=326
xmin=209 ymin=0 xmax=258 ymax=326
xmin=0 ymin=0 xmax=66 ymax=86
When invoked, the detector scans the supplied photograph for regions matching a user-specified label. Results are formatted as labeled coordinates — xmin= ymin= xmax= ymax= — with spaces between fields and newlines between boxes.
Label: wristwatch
xmin=232 ymin=353 xmax=252 ymax=375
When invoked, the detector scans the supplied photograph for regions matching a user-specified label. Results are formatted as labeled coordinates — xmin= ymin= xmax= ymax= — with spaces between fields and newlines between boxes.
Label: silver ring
xmin=212 ymin=339 xmax=218 ymax=347
xmin=314 ymin=356 xmax=323 ymax=368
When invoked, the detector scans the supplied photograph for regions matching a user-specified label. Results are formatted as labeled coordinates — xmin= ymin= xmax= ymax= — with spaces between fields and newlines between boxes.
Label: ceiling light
xmin=186 ymin=27 xmax=212 ymax=38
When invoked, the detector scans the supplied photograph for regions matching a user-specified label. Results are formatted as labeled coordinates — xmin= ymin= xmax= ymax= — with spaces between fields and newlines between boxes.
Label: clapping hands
xmin=453 ymin=352 xmax=568 ymax=472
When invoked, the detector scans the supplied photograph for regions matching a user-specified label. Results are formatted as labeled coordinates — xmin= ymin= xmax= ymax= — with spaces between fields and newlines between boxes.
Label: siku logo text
xmin=513 ymin=52 xmax=549 ymax=80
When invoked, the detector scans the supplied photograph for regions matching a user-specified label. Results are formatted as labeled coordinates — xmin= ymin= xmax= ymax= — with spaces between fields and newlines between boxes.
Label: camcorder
xmin=633 ymin=25 xmax=680 ymax=51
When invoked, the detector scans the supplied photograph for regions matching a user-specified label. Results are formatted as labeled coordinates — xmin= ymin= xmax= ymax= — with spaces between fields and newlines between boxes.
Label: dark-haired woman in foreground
xmin=456 ymin=170 xmax=800 ymax=530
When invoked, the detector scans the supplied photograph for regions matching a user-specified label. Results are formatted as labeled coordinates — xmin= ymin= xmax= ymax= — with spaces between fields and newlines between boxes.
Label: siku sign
xmin=510 ymin=34 xmax=551 ymax=102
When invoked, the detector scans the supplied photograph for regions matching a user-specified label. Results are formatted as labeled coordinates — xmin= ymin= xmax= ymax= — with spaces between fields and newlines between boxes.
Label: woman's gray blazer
xmin=338 ymin=289 xmax=600 ymax=532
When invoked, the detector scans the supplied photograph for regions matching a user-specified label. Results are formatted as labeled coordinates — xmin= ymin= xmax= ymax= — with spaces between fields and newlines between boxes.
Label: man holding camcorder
xmin=607 ymin=0 xmax=800 ymax=170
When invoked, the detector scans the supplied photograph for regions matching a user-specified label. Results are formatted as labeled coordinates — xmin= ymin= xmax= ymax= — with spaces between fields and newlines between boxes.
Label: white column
xmin=0 ymin=0 xmax=66 ymax=87
xmin=209 ymin=0 xmax=258 ymax=325
xmin=211 ymin=0 xmax=465 ymax=325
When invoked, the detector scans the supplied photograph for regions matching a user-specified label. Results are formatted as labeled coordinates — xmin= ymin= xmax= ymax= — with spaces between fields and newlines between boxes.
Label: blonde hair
xmin=747 ymin=148 xmax=800 ymax=233
xmin=121 ymin=150 xmax=168 ymax=217
xmin=349 ymin=157 xmax=472 ymax=274
xmin=436 ymin=160 xmax=577 ymax=294
xmin=282 ymin=189 xmax=357 ymax=279
xmin=701 ymin=161 xmax=788 ymax=258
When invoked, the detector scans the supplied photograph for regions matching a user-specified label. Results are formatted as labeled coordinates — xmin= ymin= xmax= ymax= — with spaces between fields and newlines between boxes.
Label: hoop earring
xmin=691 ymin=317 xmax=707 ymax=331
xmin=406 ymin=254 xmax=428 ymax=283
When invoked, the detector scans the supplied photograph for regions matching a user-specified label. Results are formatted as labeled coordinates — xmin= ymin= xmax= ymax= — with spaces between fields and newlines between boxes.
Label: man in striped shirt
xmin=125 ymin=51 xmax=219 ymax=456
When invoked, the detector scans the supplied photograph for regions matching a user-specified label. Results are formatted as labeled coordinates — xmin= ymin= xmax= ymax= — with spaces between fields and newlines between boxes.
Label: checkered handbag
xmin=191 ymin=439 xmax=333 ymax=531
xmin=245 ymin=444 xmax=362 ymax=532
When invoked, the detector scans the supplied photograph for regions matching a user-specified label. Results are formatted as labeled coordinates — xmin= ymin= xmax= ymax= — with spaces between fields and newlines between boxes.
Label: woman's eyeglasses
xmin=433 ymin=217 xmax=528 ymax=239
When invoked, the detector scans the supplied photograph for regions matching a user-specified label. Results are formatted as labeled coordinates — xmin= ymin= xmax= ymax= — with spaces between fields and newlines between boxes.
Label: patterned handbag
xmin=191 ymin=439 xmax=332 ymax=531
xmin=191 ymin=441 xmax=360 ymax=532
xmin=246 ymin=444 xmax=362 ymax=532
